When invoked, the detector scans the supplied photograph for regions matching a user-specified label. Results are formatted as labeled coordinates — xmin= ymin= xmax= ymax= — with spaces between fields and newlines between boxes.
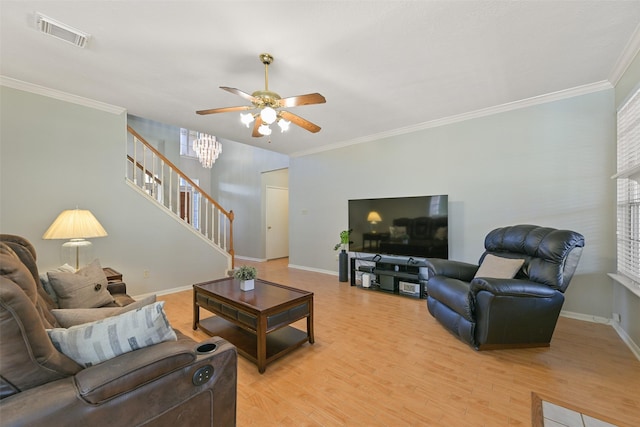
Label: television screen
xmin=348 ymin=195 xmax=448 ymax=259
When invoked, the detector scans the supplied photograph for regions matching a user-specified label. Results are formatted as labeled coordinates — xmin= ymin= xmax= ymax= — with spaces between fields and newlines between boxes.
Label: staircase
xmin=125 ymin=126 xmax=235 ymax=268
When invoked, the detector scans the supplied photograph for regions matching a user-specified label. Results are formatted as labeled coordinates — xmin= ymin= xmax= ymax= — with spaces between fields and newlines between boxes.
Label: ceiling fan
xmin=196 ymin=53 xmax=326 ymax=138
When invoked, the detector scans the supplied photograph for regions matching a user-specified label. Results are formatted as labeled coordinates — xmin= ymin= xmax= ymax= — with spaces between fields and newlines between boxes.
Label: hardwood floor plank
xmin=159 ymin=258 xmax=640 ymax=426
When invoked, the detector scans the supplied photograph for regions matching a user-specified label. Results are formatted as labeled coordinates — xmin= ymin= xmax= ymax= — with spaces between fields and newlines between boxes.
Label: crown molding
xmin=291 ymin=80 xmax=613 ymax=158
xmin=609 ymin=22 xmax=640 ymax=86
xmin=0 ymin=76 xmax=126 ymax=115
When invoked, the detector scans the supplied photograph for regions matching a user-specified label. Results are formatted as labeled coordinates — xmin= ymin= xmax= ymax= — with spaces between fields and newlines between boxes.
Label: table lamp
xmin=42 ymin=208 xmax=108 ymax=270
xmin=367 ymin=211 xmax=382 ymax=233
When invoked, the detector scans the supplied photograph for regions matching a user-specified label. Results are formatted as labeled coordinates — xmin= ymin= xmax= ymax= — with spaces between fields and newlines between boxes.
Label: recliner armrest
xmin=471 ymin=278 xmax=559 ymax=298
xmin=0 ymin=336 xmax=237 ymax=426
xmin=75 ymin=333 xmax=197 ymax=404
xmin=425 ymin=258 xmax=478 ymax=281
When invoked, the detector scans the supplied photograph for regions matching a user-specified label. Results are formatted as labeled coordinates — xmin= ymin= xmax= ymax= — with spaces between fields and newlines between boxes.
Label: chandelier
xmin=193 ymin=133 xmax=222 ymax=168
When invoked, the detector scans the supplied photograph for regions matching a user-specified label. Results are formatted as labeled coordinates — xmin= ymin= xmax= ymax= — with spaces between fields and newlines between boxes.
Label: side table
xmin=103 ymin=267 xmax=122 ymax=283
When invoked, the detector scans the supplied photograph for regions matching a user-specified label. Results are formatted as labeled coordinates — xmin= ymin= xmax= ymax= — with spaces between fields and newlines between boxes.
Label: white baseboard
xmin=561 ymin=310 xmax=640 ymax=361
xmin=560 ymin=310 xmax=611 ymax=325
xmin=610 ymin=321 xmax=640 ymax=361
xmin=133 ymin=284 xmax=193 ymax=300
xmin=288 ymin=264 xmax=338 ymax=277
xmin=235 ymin=255 xmax=266 ymax=262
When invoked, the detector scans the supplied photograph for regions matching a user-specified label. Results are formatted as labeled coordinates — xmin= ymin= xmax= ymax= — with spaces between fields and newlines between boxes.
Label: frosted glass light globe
xmin=258 ymin=123 xmax=272 ymax=136
xmin=260 ymin=107 xmax=277 ymax=124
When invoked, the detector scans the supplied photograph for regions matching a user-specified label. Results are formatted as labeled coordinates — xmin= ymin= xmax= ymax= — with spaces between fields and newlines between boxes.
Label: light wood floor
xmin=159 ymin=258 xmax=640 ymax=426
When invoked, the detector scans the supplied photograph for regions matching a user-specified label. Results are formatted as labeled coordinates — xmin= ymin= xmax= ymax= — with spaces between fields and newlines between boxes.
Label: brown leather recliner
xmin=0 ymin=237 xmax=237 ymax=426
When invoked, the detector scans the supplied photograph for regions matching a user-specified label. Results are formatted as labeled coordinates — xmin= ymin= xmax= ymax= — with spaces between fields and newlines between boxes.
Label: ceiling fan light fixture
xmin=277 ymin=119 xmax=290 ymax=133
xmin=196 ymin=53 xmax=325 ymax=140
xmin=260 ymin=107 xmax=277 ymax=124
xmin=240 ymin=112 xmax=255 ymax=127
xmin=258 ymin=123 xmax=272 ymax=136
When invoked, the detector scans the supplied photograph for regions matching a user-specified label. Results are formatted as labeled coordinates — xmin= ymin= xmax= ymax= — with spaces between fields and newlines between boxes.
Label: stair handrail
xmin=126 ymin=125 xmax=235 ymax=267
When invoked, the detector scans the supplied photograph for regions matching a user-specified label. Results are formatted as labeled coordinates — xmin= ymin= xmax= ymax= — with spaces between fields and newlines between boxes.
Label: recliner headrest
xmin=482 ymin=225 xmax=585 ymax=292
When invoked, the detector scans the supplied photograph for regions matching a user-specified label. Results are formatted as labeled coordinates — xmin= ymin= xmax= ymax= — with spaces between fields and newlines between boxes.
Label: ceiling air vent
xmin=36 ymin=13 xmax=90 ymax=48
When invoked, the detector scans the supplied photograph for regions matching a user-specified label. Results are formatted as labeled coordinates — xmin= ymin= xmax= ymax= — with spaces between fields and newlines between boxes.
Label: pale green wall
xmin=289 ymin=89 xmax=616 ymax=319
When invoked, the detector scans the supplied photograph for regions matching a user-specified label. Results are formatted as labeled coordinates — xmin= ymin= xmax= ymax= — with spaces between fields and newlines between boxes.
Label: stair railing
xmin=126 ymin=125 xmax=235 ymax=267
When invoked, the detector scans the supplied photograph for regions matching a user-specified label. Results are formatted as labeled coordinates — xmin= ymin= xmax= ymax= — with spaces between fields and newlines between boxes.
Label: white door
xmin=266 ymin=186 xmax=289 ymax=259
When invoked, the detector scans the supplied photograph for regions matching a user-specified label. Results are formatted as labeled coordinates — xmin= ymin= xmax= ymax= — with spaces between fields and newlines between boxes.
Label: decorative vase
xmin=240 ymin=279 xmax=255 ymax=291
xmin=338 ymin=249 xmax=348 ymax=282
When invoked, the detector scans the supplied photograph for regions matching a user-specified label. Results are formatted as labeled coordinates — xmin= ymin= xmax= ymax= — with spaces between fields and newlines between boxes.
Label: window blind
xmin=616 ymin=87 xmax=640 ymax=284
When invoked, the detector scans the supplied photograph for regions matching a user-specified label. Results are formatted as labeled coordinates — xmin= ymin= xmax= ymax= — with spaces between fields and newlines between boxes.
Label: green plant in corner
xmin=233 ymin=265 xmax=257 ymax=280
xmin=333 ymin=229 xmax=352 ymax=251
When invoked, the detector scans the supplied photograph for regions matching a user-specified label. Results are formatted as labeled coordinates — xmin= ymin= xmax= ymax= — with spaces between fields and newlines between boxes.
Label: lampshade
xmin=43 ymin=209 xmax=108 ymax=270
xmin=367 ymin=211 xmax=382 ymax=223
xmin=43 ymin=209 xmax=108 ymax=239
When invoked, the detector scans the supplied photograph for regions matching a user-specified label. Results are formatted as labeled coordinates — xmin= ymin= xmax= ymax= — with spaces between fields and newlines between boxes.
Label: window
xmin=179 ymin=128 xmax=198 ymax=158
xmin=615 ymin=87 xmax=640 ymax=285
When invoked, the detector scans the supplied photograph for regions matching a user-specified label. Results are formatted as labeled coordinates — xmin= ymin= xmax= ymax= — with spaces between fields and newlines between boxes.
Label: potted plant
xmin=334 ymin=230 xmax=352 ymax=282
xmin=234 ymin=265 xmax=257 ymax=291
xmin=334 ymin=229 xmax=351 ymax=251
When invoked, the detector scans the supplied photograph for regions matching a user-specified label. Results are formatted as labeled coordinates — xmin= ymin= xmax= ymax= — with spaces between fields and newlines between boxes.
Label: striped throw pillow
xmin=47 ymin=301 xmax=177 ymax=367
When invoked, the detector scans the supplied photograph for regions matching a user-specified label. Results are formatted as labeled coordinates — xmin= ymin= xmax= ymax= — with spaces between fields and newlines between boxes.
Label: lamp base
xmin=61 ymin=239 xmax=93 ymax=270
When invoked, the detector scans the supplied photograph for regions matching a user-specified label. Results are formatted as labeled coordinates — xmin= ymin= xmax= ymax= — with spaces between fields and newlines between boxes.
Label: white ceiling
xmin=2 ymin=1 xmax=640 ymax=156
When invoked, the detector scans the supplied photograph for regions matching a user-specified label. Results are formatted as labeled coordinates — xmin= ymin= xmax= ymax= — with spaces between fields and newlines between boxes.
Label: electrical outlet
xmin=143 ymin=270 xmax=150 ymax=279
xmin=613 ymin=313 xmax=621 ymax=323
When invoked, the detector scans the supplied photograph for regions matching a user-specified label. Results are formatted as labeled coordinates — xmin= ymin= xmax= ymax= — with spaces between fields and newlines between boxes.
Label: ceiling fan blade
xmin=252 ymin=116 xmax=264 ymax=137
xmin=220 ymin=86 xmax=258 ymax=103
xmin=278 ymin=93 xmax=326 ymax=108
xmin=196 ymin=105 xmax=254 ymax=115
xmin=280 ymin=110 xmax=321 ymax=133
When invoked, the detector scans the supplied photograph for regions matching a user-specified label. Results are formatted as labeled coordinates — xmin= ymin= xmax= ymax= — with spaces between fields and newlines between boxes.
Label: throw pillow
xmin=47 ymin=301 xmax=177 ymax=367
xmin=47 ymin=260 xmax=114 ymax=309
xmin=51 ymin=295 xmax=157 ymax=328
xmin=474 ymin=254 xmax=524 ymax=279
xmin=39 ymin=263 xmax=76 ymax=304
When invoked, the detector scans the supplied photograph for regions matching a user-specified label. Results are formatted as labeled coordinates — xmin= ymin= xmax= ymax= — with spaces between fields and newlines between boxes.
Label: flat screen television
xmin=348 ymin=195 xmax=448 ymax=259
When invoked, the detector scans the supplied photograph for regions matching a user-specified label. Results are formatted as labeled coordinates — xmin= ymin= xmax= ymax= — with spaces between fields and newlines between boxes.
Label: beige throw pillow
xmin=474 ymin=254 xmax=524 ymax=279
xmin=47 ymin=259 xmax=114 ymax=308
xmin=47 ymin=301 xmax=177 ymax=367
xmin=51 ymin=295 xmax=157 ymax=328
xmin=39 ymin=263 xmax=76 ymax=304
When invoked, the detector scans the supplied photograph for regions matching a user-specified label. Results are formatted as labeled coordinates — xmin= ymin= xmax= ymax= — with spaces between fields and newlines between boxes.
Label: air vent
xmin=36 ymin=13 xmax=90 ymax=48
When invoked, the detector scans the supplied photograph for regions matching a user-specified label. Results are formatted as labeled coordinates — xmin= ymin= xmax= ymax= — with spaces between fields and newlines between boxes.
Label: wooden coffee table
xmin=193 ymin=277 xmax=314 ymax=373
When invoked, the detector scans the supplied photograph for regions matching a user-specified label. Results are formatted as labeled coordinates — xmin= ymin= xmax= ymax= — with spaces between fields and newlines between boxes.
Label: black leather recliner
xmin=425 ymin=225 xmax=585 ymax=350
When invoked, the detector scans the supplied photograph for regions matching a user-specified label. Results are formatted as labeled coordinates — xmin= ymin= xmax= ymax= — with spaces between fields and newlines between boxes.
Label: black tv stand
xmin=350 ymin=254 xmax=429 ymax=298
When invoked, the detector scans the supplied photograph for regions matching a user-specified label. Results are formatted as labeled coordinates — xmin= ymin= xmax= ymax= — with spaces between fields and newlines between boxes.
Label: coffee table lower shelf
xmin=198 ymin=316 xmax=309 ymax=370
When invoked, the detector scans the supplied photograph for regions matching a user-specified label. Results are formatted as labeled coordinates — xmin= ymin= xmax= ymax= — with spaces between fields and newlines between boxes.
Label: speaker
xmin=379 ymin=275 xmax=395 ymax=291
